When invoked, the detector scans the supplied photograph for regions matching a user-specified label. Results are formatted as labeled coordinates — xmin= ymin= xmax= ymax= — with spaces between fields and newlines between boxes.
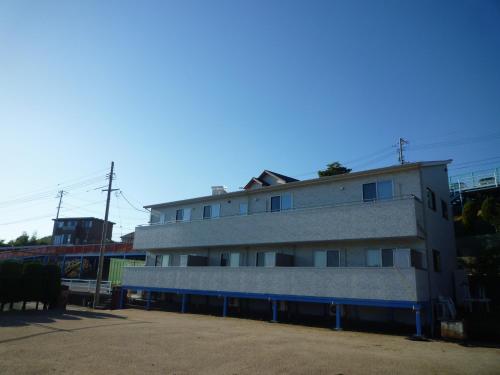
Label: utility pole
xmin=398 ymin=137 xmax=409 ymax=165
xmin=52 ymin=190 xmax=67 ymax=244
xmin=55 ymin=190 xmax=66 ymax=220
xmin=94 ymin=162 xmax=118 ymax=308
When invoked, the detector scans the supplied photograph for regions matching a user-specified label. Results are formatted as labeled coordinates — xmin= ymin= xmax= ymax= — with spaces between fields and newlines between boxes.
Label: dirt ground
xmin=0 ymin=306 xmax=498 ymax=375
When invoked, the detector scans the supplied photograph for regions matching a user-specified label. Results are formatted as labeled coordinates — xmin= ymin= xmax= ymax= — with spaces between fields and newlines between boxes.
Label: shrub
xmin=42 ymin=264 xmax=61 ymax=308
xmin=0 ymin=261 xmax=23 ymax=308
xmin=462 ymin=200 xmax=478 ymax=231
xmin=22 ymin=262 xmax=44 ymax=306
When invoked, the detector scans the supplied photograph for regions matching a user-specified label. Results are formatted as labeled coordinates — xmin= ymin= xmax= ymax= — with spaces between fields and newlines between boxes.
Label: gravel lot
xmin=0 ymin=306 xmax=498 ymax=374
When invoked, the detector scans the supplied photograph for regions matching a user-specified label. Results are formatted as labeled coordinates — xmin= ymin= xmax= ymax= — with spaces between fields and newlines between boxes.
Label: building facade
xmin=122 ymin=162 xmax=456 ymax=335
xmin=52 ymin=217 xmax=114 ymax=245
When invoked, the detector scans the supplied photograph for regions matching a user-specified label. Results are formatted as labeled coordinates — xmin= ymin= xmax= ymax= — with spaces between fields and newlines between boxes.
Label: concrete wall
xmin=123 ymin=266 xmax=429 ymax=302
xmin=135 ymin=197 xmax=423 ymax=250
xmin=419 ymin=165 xmax=457 ymax=300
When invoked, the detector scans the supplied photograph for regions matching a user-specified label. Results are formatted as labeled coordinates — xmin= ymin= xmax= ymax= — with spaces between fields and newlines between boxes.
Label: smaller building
xmin=120 ymin=232 xmax=135 ymax=244
xmin=52 ymin=217 xmax=114 ymax=245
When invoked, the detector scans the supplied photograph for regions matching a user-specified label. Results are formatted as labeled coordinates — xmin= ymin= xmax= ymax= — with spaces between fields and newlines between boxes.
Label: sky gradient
xmin=1 ymin=0 xmax=500 ymax=241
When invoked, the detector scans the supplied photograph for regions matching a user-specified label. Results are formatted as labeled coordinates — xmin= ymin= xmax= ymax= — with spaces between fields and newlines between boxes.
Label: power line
xmin=118 ymin=191 xmax=150 ymax=213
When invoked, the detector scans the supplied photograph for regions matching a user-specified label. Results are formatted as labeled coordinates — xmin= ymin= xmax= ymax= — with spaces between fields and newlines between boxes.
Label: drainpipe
xmin=418 ymin=168 xmax=435 ymax=337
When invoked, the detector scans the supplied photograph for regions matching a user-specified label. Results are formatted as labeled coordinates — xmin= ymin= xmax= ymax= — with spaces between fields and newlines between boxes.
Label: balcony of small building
xmin=133 ymin=195 xmax=425 ymax=250
xmin=122 ymin=264 xmax=429 ymax=305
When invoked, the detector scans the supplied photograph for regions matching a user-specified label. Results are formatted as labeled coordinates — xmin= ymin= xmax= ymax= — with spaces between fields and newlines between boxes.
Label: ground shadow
xmin=0 ymin=305 xmax=127 ymax=328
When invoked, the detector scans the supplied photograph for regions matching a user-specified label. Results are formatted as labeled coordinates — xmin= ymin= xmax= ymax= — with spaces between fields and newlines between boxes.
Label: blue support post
xmin=119 ymin=288 xmax=126 ymax=309
xmin=146 ymin=291 xmax=151 ymax=310
xmin=271 ymin=300 xmax=278 ymax=322
xmin=415 ymin=307 xmax=422 ymax=337
xmin=181 ymin=294 xmax=187 ymax=313
xmin=335 ymin=304 xmax=342 ymax=331
xmin=222 ymin=296 xmax=228 ymax=317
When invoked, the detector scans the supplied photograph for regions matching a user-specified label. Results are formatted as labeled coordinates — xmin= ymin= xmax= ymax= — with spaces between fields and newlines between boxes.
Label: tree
xmin=462 ymin=200 xmax=478 ymax=231
xmin=318 ymin=162 xmax=352 ymax=177
xmin=480 ymin=196 xmax=500 ymax=232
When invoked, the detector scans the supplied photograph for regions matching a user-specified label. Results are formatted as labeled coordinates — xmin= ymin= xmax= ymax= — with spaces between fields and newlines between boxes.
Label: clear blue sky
xmin=1 ymin=0 xmax=499 ymax=241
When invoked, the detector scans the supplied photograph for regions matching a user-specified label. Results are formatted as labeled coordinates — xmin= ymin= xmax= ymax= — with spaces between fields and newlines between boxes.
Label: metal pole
xmin=415 ymin=307 xmax=422 ymax=337
xmin=52 ymin=190 xmax=66 ymax=244
xmin=271 ymin=300 xmax=278 ymax=322
xmin=93 ymin=162 xmax=115 ymax=308
xmin=335 ymin=305 xmax=342 ymax=330
xmin=223 ymin=296 xmax=228 ymax=317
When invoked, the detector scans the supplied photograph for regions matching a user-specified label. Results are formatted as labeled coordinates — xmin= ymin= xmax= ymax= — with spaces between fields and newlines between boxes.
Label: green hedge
xmin=0 ymin=261 xmax=61 ymax=309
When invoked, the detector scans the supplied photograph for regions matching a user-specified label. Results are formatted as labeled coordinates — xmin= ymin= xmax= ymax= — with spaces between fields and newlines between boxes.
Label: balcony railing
xmin=122 ymin=266 xmax=429 ymax=302
xmin=134 ymin=196 xmax=424 ymax=250
xmin=449 ymin=167 xmax=500 ymax=192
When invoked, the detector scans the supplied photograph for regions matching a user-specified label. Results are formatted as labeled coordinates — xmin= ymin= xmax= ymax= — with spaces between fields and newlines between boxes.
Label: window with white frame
xmin=230 ymin=253 xmax=240 ymax=267
xmin=161 ymin=254 xmax=171 ymax=267
xmin=314 ymin=250 xmax=340 ymax=267
xmin=270 ymin=196 xmax=281 ymax=212
xmin=366 ymin=249 xmax=381 ymax=267
xmin=220 ymin=252 xmax=230 ymax=266
xmin=381 ymin=249 xmax=394 ymax=267
xmin=176 ymin=208 xmax=191 ymax=222
xmin=176 ymin=209 xmax=184 ymax=221
xmin=203 ymin=204 xmax=220 ymax=219
xmin=269 ymin=192 xmax=292 ymax=212
xmin=256 ymin=252 xmax=265 ymax=267
xmin=366 ymin=249 xmax=394 ymax=267
xmin=203 ymin=205 xmax=212 ymax=219
xmin=362 ymin=180 xmax=393 ymax=202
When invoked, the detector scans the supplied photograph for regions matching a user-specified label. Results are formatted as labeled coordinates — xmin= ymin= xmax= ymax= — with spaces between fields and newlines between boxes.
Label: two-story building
xmin=52 ymin=217 xmax=114 ymax=245
xmin=121 ymin=161 xmax=456 ymax=336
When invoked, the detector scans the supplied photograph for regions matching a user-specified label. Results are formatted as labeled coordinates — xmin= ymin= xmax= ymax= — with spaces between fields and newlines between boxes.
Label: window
xmin=432 ymin=250 xmax=441 ymax=272
xmin=230 ymin=253 xmax=240 ymax=267
xmin=203 ymin=205 xmax=212 ymax=219
xmin=270 ymin=196 xmax=281 ymax=212
xmin=314 ymin=251 xmax=327 ymax=267
xmin=176 ymin=209 xmax=184 ymax=221
xmin=363 ymin=181 xmax=393 ymax=202
xmin=84 ymin=220 xmax=93 ymax=228
xmin=381 ymin=249 xmax=394 ymax=267
xmin=161 ymin=255 xmax=171 ymax=267
xmin=176 ymin=208 xmax=191 ymax=222
xmin=366 ymin=249 xmax=381 ymax=267
xmin=270 ymin=193 xmax=292 ymax=212
xmin=363 ymin=183 xmax=377 ymax=201
xmin=281 ymin=193 xmax=292 ymax=210
xmin=327 ymin=250 xmax=340 ymax=267
xmin=441 ymin=199 xmax=448 ymax=219
xmin=427 ymin=188 xmax=436 ymax=211
xmin=155 ymin=255 xmax=163 ymax=267
xmin=160 ymin=214 xmax=166 ymax=224
xmin=314 ymin=250 xmax=340 ymax=267
xmin=256 ymin=252 xmax=265 ymax=267
xmin=211 ymin=204 xmax=220 ymax=218
xmin=57 ymin=221 xmax=64 ymax=229
xmin=239 ymin=203 xmax=248 ymax=215
xmin=377 ymin=181 xmax=393 ymax=200
xmin=220 ymin=252 xmax=230 ymax=266
xmin=180 ymin=254 xmax=188 ymax=267
xmin=203 ymin=204 xmax=220 ymax=219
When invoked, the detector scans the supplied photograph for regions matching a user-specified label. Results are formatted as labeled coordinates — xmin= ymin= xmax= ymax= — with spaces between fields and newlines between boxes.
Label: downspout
xmin=418 ymin=168 xmax=435 ymax=337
